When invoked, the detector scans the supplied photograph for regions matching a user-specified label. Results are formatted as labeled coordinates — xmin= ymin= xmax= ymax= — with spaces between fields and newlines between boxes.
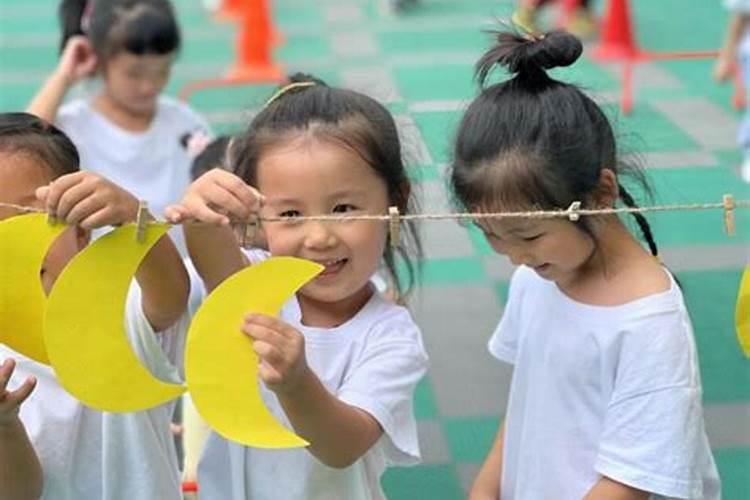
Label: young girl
xmin=453 ymin=31 xmax=721 ymax=499
xmin=27 ymin=0 xmax=210 ymax=243
xmin=166 ymin=75 xmax=429 ymax=500
xmin=0 ymin=112 xmax=190 ymax=499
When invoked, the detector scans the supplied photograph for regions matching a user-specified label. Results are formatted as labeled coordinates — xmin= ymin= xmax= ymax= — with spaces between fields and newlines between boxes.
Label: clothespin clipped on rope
xmin=723 ymin=194 xmax=736 ymax=237
xmin=566 ymin=201 xmax=582 ymax=222
xmin=388 ymin=206 xmax=401 ymax=249
xmin=135 ymin=200 xmax=149 ymax=243
xmin=240 ymin=213 xmax=260 ymax=248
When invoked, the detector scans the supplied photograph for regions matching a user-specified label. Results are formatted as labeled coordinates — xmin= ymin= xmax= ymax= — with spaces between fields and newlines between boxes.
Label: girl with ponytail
xmin=451 ymin=29 xmax=721 ymax=500
xmin=28 ymin=0 xmax=209 ymax=251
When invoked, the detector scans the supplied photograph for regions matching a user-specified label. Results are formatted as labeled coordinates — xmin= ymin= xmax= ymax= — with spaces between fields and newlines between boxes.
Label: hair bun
xmin=287 ymin=72 xmax=328 ymax=87
xmin=476 ymin=29 xmax=582 ymax=85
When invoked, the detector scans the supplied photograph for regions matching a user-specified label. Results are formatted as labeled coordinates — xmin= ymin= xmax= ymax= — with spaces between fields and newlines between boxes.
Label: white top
xmin=57 ymin=96 xmax=210 ymax=253
xmin=0 ymin=283 xmax=188 ymax=500
xmin=196 ymin=250 xmax=429 ymax=500
xmin=489 ymin=266 xmax=721 ymax=500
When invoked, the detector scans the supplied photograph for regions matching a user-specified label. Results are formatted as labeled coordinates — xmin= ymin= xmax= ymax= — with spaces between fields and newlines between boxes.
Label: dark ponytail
xmin=618 ymin=184 xmax=658 ymax=256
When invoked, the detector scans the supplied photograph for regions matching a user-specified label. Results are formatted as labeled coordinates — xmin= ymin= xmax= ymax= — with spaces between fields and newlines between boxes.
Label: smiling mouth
xmin=314 ymin=258 xmax=348 ymax=277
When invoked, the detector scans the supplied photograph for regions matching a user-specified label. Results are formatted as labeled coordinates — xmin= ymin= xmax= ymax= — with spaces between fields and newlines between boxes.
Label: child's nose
xmin=303 ymin=221 xmax=337 ymax=249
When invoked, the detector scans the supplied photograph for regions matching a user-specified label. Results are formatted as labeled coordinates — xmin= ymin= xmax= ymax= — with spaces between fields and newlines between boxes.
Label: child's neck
xmin=558 ymin=220 xmax=668 ymax=306
xmin=297 ymin=284 xmax=374 ymax=329
xmin=93 ymin=93 xmax=154 ymax=133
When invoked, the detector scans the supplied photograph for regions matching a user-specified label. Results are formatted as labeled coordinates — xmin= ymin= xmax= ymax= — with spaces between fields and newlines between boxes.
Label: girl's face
xmin=102 ymin=51 xmax=174 ymax=117
xmin=0 ymin=152 xmax=85 ymax=295
xmin=476 ymin=216 xmax=597 ymax=288
xmin=257 ymin=136 xmax=390 ymax=318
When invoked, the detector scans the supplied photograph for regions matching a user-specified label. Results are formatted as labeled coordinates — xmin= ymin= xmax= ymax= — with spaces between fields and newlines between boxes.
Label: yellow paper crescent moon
xmin=736 ymin=265 xmax=750 ymax=358
xmin=0 ymin=213 xmax=66 ymax=363
xmin=186 ymin=257 xmax=323 ymax=448
xmin=44 ymin=223 xmax=186 ymax=411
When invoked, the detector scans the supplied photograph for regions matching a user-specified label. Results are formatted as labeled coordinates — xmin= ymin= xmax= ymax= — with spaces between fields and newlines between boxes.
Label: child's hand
xmin=713 ymin=53 xmax=735 ymax=83
xmin=0 ymin=359 xmax=36 ymax=426
xmin=35 ymin=172 xmax=140 ymax=229
xmin=243 ymin=314 xmax=309 ymax=394
xmin=165 ymin=169 xmax=263 ymax=226
xmin=56 ymin=36 xmax=98 ymax=86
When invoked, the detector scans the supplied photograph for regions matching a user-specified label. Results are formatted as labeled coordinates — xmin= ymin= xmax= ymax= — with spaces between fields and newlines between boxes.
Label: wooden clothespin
xmin=240 ymin=213 xmax=260 ymax=248
xmin=388 ymin=206 xmax=401 ymax=249
xmin=135 ymin=200 xmax=149 ymax=243
xmin=566 ymin=201 xmax=582 ymax=222
xmin=723 ymin=194 xmax=736 ymax=237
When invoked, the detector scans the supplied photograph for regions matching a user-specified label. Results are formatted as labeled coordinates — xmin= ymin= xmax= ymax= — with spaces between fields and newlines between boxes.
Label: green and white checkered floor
xmin=2 ymin=0 xmax=748 ymax=498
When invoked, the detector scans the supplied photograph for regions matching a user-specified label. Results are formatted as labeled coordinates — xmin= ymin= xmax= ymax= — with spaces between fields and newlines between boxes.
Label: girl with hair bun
xmin=452 ymin=29 xmax=721 ymax=500
xmin=27 ymin=0 xmax=210 ymax=252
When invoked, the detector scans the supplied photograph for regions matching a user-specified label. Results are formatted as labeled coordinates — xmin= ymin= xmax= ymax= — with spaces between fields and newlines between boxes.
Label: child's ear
xmin=75 ymin=226 xmax=91 ymax=250
xmin=591 ymin=168 xmax=619 ymax=208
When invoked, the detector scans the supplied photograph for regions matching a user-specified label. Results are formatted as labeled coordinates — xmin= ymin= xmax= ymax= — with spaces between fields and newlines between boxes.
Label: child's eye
xmin=279 ymin=210 xmax=302 ymax=219
xmin=522 ymin=234 xmax=543 ymax=242
xmin=332 ymin=204 xmax=356 ymax=213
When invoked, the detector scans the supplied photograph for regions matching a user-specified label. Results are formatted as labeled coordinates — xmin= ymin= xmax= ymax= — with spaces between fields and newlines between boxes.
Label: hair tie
xmin=264 ymin=82 xmax=316 ymax=108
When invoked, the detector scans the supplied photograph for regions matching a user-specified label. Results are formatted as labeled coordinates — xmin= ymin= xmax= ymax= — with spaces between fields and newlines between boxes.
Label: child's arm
xmin=37 ymin=172 xmax=189 ymax=332
xmin=243 ymin=314 xmax=383 ymax=469
xmin=0 ymin=359 xmax=43 ymax=500
xmin=27 ymin=36 xmax=97 ymax=123
xmin=715 ymin=13 xmax=750 ymax=82
xmin=468 ymin=420 xmax=505 ymax=500
xmin=583 ymin=477 xmax=649 ymax=500
xmin=165 ymin=168 xmax=262 ymax=292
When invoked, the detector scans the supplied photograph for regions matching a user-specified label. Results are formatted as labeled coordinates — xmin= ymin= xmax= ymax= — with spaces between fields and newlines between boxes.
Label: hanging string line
xmin=1 ymin=200 xmax=749 ymax=223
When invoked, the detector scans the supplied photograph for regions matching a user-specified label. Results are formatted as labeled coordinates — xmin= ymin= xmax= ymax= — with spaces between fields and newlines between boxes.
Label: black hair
xmin=231 ymin=73 xmax=422 ymax=297
xmin=0 ymin=112 xmax=80 ymax=178
xmin=450 ymin=29 xmax=658 ymax=256
xmin=189 ymin=135 xmax=234 ymax=181
xmin=59 ymin=0 xmax=180 ymax=59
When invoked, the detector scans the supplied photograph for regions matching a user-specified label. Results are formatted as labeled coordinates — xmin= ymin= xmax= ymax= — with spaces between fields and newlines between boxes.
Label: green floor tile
xmin=443 ymin=416 xmax=502 ymax=464
xmin=414 ymin=377 xmax=440 ymax=420
xmin=410 ymin=111 xmax=462 ymax=165
xmin=714 ymin=447 xmax=750 ymax=500
xmin=394 ymin=65 xmax=475 ymax=103
xmin=679 ymin=270 xmax=750 ymax=403
xmin=382 ymin=464 xmax=464 ymax=500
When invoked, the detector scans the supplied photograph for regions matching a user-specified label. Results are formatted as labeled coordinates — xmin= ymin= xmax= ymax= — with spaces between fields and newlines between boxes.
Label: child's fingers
xmin=183 ymin=199 xmax=230 ymax=226
xmin=43 ymin=173 xmax=86 ymax=216
xmin=78 ymin=206 xmax=118 ymax=230
xmin=8 ymin=376 xmax=36 ymax=406
xmin=244 ymin=322 xmax=287 ymax=348
xmin=0 ymin=358 xmax=13 ymax=392
xmin=213 ymin=173 xmax=264 ymax=213
xmin=65 ymin=195 xmax=104 ymax=226
xmin=252 ymin=340 xmax=284 ymax=366
xmin=257 ymin=360 xmax=283 ymax=386
xmin=203 ymin=188 xmax=252 ymax=221
xmin=245 ymin=314 xmax=298 ymax=340
xmin=164 ymin=205 xmax=188 ymax=224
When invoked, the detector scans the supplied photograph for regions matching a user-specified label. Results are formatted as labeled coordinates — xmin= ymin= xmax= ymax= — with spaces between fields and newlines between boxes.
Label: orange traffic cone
xmin=227 ymin=0 xmax=284 ymax=82
xmin=591 ymin=0 xmax=644 ymax=61
xmin=216 ymin=0 xmax=243 ymax=21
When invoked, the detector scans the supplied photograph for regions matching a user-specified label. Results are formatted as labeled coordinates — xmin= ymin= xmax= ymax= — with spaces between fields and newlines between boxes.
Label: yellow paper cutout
xmin=0 ymin=213 xmax=66 ymax=363
xmin=736 ymin=265 xmax=750 ymax=358
xmin=186 ymin=257 xmax=323 ymax=448
xmin=44 ymin=223 xmax=186 ymax=411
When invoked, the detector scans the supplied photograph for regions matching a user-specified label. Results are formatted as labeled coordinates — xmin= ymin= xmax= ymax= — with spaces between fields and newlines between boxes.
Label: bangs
xmin=112 ymin=5 xmax=180 ymax=56
xmin=454 ymin=148 xmax=571 ymax=219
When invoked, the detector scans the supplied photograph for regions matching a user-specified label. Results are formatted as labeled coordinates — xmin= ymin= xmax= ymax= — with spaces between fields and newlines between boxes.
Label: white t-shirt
xmin=57 ymin=96 xmax=210 ymax=253
xmin=0 ymin=282 xmax=188 ymax=500
xmin=196 ymin=250 xmax=429 ymax=500
xmin=489 ymin=266 xmax=721 ymax=500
